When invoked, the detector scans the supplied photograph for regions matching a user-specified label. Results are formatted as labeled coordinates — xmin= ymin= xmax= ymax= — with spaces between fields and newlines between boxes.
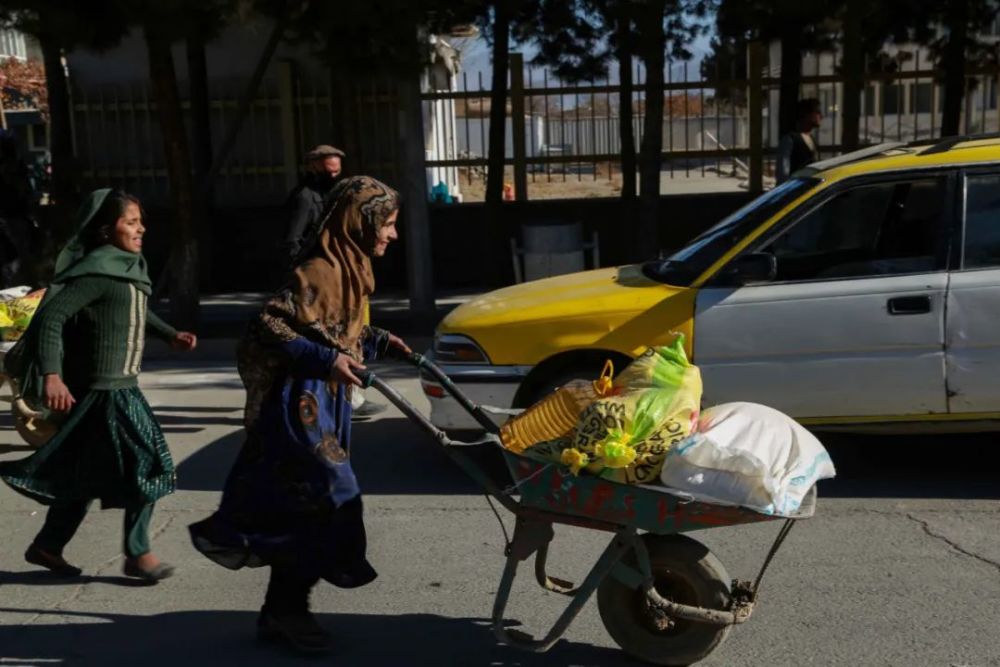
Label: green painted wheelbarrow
xmin=361 ymin=353 xmax=816 ymax=666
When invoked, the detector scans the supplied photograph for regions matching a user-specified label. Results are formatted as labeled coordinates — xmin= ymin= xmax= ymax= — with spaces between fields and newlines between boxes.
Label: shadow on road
xmin=0 ymin=607 xmax=629 ymax=667
xmin=0 ymin=571 xmax=149 ymax=588
xmin=172 ymin=409 xmax=1000 ymax=500
xmin=818 ymin=432 xmax=1000 ymax=499
xmin=175 ymin=417 xmax=511 ymax=495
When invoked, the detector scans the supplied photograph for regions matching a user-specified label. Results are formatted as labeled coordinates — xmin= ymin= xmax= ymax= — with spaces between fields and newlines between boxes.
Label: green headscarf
xmin=41 ymin=188 xmax=152 ymax=307
xmin=5 ymin=188 xmax=152 ymax=409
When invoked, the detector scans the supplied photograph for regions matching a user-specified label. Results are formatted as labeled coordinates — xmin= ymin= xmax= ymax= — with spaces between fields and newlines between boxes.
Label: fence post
xmin=747 ymin=41 xmax=764 ymax=194
xmin=510 ymin=52 xmax=528 ymax=201
xmin=276 ymin=59 xmax=300 ymax=191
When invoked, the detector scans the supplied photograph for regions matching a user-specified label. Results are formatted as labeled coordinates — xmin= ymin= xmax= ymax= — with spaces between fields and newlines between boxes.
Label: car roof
xmin=798 ymin=134 xmax=1000 ymax=183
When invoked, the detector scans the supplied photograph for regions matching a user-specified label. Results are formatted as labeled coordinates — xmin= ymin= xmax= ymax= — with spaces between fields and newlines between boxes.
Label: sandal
xmin=123 ymin=560 xmax=175 ymax=582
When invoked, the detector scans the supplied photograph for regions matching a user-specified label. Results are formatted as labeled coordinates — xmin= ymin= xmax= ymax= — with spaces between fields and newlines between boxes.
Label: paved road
xmin=1 ymin=351 xmax=998 ymax=666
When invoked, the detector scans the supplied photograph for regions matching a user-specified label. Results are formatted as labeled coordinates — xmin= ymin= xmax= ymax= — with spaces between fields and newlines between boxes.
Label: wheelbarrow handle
xmin=357 ymin=370 xmax=377 ymax=389
xmin=401 ymin=352 xmax=501 ymax=435
xmin=354 ymin=369 xmax=519 ymax=514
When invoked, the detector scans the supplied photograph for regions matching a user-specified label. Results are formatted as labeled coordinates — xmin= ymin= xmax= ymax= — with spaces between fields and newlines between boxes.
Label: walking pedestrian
xmin=0 ymin=188 xmax=197 ymax=582
xmin=284 ymin=144 xmax=345 ymax=266
xmin=776 ymin=98 xmax=823 ymax=184
xmin=189 ymin=176 xmax=410 ymax=655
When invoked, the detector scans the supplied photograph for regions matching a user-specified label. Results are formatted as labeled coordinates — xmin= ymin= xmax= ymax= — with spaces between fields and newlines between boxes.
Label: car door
xmin=945 ymin=170 xmax=1000 ymax=413
xmin=693 ymin=173 xmax=955 ymax=420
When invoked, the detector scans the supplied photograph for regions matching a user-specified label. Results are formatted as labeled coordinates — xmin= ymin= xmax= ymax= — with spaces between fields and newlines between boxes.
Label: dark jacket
xmin=284 ymin=176 xmax=336 ymax=266
xmin=776 ymin=132 xmax=819 ymax=183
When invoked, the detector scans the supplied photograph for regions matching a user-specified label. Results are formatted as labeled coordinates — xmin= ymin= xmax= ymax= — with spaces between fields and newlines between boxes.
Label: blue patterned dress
xmin=189 ymin=295 xmax=390 ymax=587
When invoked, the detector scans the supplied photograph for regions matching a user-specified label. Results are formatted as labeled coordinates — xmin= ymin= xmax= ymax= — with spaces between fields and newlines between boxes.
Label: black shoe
xmin=123 ymin=560 xmax=175 ymax=583
xmin=351 ymin=400 xmax=387 ymax=420
xmin=24 ymin=544 xmax=82 ymax=577
xmin=257 ymin=610 xmax=332 ymax=655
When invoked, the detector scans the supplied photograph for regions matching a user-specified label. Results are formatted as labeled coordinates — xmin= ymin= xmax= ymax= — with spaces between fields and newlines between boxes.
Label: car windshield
xmin=642 ymin=177 xmax=820 ymax=285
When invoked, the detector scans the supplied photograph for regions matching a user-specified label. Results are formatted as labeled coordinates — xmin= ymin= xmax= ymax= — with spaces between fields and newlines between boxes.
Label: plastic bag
xmin=526 ymin=334 xmax=703 ymax=485
xmin=659 ymin=402 xmax=836 ymax=515
xmin=0 ymin=289 xmax=44 ymax=342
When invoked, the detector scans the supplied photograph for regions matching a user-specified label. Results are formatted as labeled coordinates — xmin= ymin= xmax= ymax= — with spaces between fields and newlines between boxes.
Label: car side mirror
xmin=727 ymin=252 xmax=777 ymax=285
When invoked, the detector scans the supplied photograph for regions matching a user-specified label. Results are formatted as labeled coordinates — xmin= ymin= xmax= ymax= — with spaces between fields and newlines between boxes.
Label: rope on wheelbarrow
xmin=487 ymin=462 xmax=555 ymax=556
xmin=751 ymin=518 xmax=796 ymax=600
xmin=484 ymin=493 xmax=513 ymax=556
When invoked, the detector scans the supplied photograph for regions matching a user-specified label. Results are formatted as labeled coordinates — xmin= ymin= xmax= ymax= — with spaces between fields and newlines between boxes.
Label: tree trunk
xmin=397 ymin=68 xmax=435 ymax=318
xmin=187 ymin=36 xmax=213 ymax=193
xmin=485 ymin=1 xmax=511 ymax=204
xmin=840 ymin=0 xmax=864 ymax=151
xmin=38 ymin=31 xmax=78 ymax=242
xmin=145 ymin=25 xmax=199 ymax=330
xmin=637 ymin=0 xmax=666 ymax=259
xmin=778 ymin=32 xmax=803 ymax=136
xmin=186 ymin=35 xmax=212 ymax=290
xmin=940 ymin=0 xmax=969 ymax=137
xmin=205 ymin=9 xmax=289 ymax=188
xmin=616 ymin=1 xmax=637 ymax=201
xmin=330 ymin=62 xmax=362 ymax=172
xmin=484 ymin=1 xmax=512 ymax=285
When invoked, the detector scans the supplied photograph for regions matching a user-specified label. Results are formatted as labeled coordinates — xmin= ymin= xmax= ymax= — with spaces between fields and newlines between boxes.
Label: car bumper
xmin=419 ymin=352 xmax=530 ymax=430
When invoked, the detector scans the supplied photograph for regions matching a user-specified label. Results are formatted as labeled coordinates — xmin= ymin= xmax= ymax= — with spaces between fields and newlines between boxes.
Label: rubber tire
xmin=597 ymin=534 xmax=733 ymax=666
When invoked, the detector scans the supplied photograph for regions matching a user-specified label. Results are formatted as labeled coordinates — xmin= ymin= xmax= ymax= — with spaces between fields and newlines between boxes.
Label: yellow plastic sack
xmin=500 ymin=361 xmax=615 ymax=454
xmin=526 ymin=334 xmax=702 ymax=485
xmin=0 ymin=290 xmax=44 ymax=342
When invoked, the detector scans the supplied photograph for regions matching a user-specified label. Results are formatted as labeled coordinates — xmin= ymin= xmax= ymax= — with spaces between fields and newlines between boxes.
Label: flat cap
xmin=306 ymin=144 xmax=346 ymax=161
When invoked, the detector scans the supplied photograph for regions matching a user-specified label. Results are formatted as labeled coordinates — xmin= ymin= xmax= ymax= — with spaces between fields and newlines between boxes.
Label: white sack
xmin=659 ymin=402 xmax=835 ymax=515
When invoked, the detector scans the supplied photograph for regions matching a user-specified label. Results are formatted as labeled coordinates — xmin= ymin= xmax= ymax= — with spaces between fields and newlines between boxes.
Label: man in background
xmin=284 ymin=144 xmax=345 ymax=266
xmin=776 ymin=98 xmax=822 ymax=184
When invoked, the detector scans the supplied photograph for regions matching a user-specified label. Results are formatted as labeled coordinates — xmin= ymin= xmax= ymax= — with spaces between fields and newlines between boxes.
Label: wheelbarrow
xmin=360 ymin=353 xmax=816 ymax=666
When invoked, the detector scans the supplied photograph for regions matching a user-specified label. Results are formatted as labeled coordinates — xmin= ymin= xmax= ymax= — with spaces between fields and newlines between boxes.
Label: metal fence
xmin=69 ymin=62 xmax=403 ymax=207
xmin=423 ymin=46 xmax=1000 ymax=202
xmin=67 ymin=44 xmax=1000 ymax=207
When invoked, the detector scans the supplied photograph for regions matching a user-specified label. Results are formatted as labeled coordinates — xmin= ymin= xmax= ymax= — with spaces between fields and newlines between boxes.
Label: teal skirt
xmin=0 ymin=387 xmax=175 ymax=508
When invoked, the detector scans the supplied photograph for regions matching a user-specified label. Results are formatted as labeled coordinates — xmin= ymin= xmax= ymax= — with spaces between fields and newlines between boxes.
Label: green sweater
xmin=36 ymin=275 xmax=178 ymax=390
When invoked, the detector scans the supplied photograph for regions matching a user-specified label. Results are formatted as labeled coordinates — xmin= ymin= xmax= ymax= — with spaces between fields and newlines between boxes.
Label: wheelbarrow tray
xmin=504 ymin=448 xmax=816 ymax=535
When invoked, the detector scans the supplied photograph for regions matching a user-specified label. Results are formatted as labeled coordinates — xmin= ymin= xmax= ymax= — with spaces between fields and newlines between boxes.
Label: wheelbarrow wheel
xmin=597 ymin=534 xmax=732 ymax=666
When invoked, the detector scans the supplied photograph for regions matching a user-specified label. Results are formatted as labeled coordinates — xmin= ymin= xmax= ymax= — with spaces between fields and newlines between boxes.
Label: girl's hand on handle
xmin=171 ymin=331 xmax=198 ymax=352
xmin=332 ymin=353 xmax=366 ymax=387
xmin=43 ymin=374 xmax=76 ymax=413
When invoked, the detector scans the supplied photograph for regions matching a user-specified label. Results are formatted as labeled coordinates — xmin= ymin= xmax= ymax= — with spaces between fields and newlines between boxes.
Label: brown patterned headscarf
xmin=293 ymin=176 xmax=399 ymax=355
xmin=254 ymin=176 xmax=400 ymax=358
xmin=237 ymin=176 xmax=398 ymax=429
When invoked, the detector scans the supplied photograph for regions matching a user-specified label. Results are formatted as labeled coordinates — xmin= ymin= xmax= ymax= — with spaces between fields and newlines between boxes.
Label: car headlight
xmin=433 ymin=334 xmax=490 ymax=364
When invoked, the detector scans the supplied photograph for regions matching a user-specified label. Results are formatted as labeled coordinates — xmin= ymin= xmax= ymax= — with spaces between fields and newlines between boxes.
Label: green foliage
xmin=512 ymin=0 xmax=710 ymax=83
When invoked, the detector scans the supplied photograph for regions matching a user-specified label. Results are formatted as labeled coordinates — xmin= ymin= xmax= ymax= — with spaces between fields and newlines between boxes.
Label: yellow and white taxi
xmin=424 ymin=136 xmax=1000 ymax=433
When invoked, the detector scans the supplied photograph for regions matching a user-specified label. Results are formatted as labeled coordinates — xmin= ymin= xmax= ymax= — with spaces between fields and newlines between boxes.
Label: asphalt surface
xmin=0 ymin=345 xmax=998 ymax=666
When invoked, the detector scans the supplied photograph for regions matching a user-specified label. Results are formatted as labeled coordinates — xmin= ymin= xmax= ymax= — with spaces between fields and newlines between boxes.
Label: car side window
xmin=757 ymin=177 xmax=948 ymax=282
xmin=963 ymin=173 xmax=1000 ymax=269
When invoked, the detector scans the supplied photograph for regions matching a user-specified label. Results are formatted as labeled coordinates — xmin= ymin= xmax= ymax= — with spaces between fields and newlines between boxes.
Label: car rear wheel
xmin=516 ymin=353 xmax=630 ymax=408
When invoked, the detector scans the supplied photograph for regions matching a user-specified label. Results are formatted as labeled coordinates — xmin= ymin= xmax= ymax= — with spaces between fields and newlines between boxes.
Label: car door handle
xmin=887 ymin=295 xmax=932 ymax=315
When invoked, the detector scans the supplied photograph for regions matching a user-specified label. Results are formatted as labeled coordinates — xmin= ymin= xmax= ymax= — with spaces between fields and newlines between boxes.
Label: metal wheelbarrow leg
xmin=490 ymin=518 xmax=637 ymax=653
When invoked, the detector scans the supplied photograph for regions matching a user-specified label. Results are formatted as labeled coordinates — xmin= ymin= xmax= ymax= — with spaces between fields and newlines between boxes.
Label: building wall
xmin=767 ymin=27 xmax=1000 ymax=148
